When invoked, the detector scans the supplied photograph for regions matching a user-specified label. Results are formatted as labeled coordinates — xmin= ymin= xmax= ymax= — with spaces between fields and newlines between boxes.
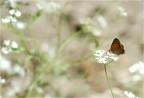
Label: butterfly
xmin=109 ymin=38 xmax=125 ymax=55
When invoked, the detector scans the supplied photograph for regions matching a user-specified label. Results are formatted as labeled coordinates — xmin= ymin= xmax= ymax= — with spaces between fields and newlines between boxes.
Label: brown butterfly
xmin=109 ymin=38 xmax=125 ymax=55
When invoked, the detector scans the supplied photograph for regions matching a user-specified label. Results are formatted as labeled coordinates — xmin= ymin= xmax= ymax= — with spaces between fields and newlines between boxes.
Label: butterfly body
xmin=109 ymin=38 xmax=125 ymax=55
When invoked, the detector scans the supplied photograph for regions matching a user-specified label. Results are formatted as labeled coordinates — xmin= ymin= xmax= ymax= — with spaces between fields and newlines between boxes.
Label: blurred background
xmin=0 ymin=0 xmax=143 ymax=98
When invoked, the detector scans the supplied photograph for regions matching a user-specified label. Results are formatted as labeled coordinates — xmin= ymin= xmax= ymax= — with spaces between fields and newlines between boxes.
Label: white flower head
xmin=129 ymin=61 xmax=144 ymax=75
xmin=1 ymin=47 xmax=12 ymax=54
xmin=9 ymin=9 xmax=15 ymax=15
xmin=0 ymin=77 xmax=6 ymax=84
xmin=9 ymin=9 xmax=21 ymax=17
xmin=117 ymin=6 xmax=128 ymax=17
xmin=11 ymin=41 xmax=18 ymax=48
xmin=1 ymin=16 xmax=11 ymax=23
xmin=94 ymin=50 xmax=119 ymax=64
xmin=1 ymin=40 xmax=19 ymax=54
xmin=15 ymin=10 xmax=21 ymax=17
xmin=12 ymin=21 xmax=26 ymax=29
xmin=124 ymin=91 xmax=138 ymax=98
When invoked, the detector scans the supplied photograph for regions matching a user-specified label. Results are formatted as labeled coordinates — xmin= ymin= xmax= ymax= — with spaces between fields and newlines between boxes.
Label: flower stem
xmin=104 ymin=64 xmax=115 ymax=98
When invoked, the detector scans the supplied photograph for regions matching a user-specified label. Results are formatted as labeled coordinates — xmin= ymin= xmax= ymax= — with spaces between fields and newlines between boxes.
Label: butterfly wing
xmin=109 ymin=38 xmax=125 ymax=55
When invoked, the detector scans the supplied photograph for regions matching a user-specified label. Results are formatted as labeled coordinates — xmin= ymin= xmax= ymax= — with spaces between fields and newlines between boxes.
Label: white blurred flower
xmin=13 ymin=64 xmax=25 ymax=77
xmin=79 ymin=17 xmax=102 ymax=36
xmin=129 ymin=61 xmax=144 ymax=75
xmin=11 ymin=41 xmax=18 ymax=48
xmin=1 ymin=16 xmax=11 ymax=23
xmin=7 ymin=0 xmax=17 ymax=8
xmin=10 ymin=16 xmax=17 ymax=22
xmin=117 ymin=6 xmax=128 ymax=17
xmin=96 ymin=15 xmax=107 ymax=29
xmin=15 ymin=10 xmax=21 ymax=17
xmin=0 ymin=76 xmax=6 ymax=84
xmin=124 ymin=91 xmax=138 ymax=98
xmin=107 ymin=52 xmax=119 ymax=61
xmin=4 ymin=40 xmax=11 ymax=46
xmin=0 ymin=54 xmax=12 ymax=72
xmin=12 ymin=21 xmax=26 ymax=29
xmin=37 ymin=1 xmax=62 ymax=15
xmin=1 ymin=40 xmax=19 ymax=54
xmin=94 ymin=50 xmax=119 ymax=64
xmin=1 ymin=16 xmax=17 ymax=23
xmin=9 ymin=9 xmax=15 ymax=15
xmin=9 ymin=9 xmax=21 ymax=17
xmin=2 ymin=9 xmax=21 ymax=24
xmin=1 ymin=47 xmax=12 ymax=54
xmin=41 ymin=43 xmax=55 ymax=57
xmin=47 ymin=2 xmax=61 ymax=13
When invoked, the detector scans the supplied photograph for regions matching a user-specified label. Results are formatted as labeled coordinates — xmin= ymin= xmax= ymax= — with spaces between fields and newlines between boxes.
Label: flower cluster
xmin=1 ymin=9 xmax=25 ymax=29
xmin=37 ymin=1 xmax=62 ymax=15
xmin=94 ymin=50 xmax=119 ymax=64
xmin=79 ymin=15 xmax=107 ymax=37
xmin=129 ymin=61 xmax=144 ymax=75
xmin=0 ymin=76 xmax=6 ymax=84
xmin=124 ymin=91 xmax=138 ymax=98
xmin=1 ymin=40 xmax=18 ymax=54
xmin=117 ymin=6 xmax=128 ymax=17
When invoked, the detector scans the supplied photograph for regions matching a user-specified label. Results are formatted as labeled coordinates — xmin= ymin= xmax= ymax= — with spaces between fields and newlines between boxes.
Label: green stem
xmin=104 ymin=64 xmax=115 ymax=98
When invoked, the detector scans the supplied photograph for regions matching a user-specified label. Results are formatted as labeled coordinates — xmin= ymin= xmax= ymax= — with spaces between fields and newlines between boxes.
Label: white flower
xmin=12 ymin=21 xmax=25 ymax=29
xmin=0 ymin=76 xmax=6 ymax=84
xmin=1 ymin=40 xmax=18 ymax=54
xmin=79 ymin=17 xmax=102 ymax=36
xmin=9 ymin=9 xmax=15 ymax=15
xmin=11 ymin=41 xmax=18 ymax=48
xmin=94 ymin=50 xmax=105 ymax=57
xmin=4 ymin=40 xmax=11 ymax=46
xmin=13 ymin=64 xmax=25 ymax=77
xmin=9 ymin=16 xmax=17 ymax=22
xmin=38 ymin=1 xmax=62 ymax=15
xmin=0 ymin=54 xmax=12 ymax=72
xmin=117 ymin=6 xmax=128 ymax=17
xmin=2 ymin=9 xmax=21 ymax=24
xmin=15 ymin=10 xmax=21 ymax=17
xmin=96 ymin=15 xmax=107 ymax=29
xmin=9 ymin=9 xmax=21 ymax=17
xmin=129 ymin=61 xmax=144 ymax=75
xmin=1 ymin=16 xmax=11 ymax=23
xmin=94 ymin=50 xmax=119 ymax=64
xmin=124 ymin=91 xmax=138 ymax=98
xmin=1 ymin=47 xmax=12 ymax=54
xmin=107 ymin=52 xmax=119 ymax=61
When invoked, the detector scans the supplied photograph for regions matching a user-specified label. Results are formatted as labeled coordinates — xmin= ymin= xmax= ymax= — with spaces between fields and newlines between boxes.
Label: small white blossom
xmin=107 ymin=52 xmax=119 ymax=61
xmin=9 ymin=9 xmax=15 ymax=15
xmin=96 ymin=15 xmax=107 ymax=29
xmin=124 ymin=91 xmax=138 ymax=98
xmin=79 ymin=18 xmax=102 ymax=36
xmin=38 ymin=1 xmax=62 ymax=15
xmin=13 ymin=64 xmax=25 ymax=77
xmin=2 ymin=9 xmax=22 ymax=24
xmin=1 ymin=47 xmax=12 ymax=54
xmin=1 ymin=40 xmax=18 ymax=54
xmin=15 ymin=10 xmax=21 ymax=17
xmin=117 ymin=6 xmax=128 ymax=17
xmin=11 ymin=41 xmax=18 ymax=48
xmin=94 ymin=50 xmax=119 ymax=64
xmin=0 ymin=54 xmax=12 ymax=71
xmin=12 ymin=21 xmax=26 ymax=29
xmin=129 ymin=61 xmax=144 ymax=75
xmin=0 ymin=76 xmax=6 ymax=84
xmin=4 ymin=40 xmax=11 ymax=46
xmin=9 ymin=16 xmax=17 ymax=22
xmin=1 ymin=16 xmax=11 ymax=23
xmin=9 ymin=9 xmax=21 ymax=17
